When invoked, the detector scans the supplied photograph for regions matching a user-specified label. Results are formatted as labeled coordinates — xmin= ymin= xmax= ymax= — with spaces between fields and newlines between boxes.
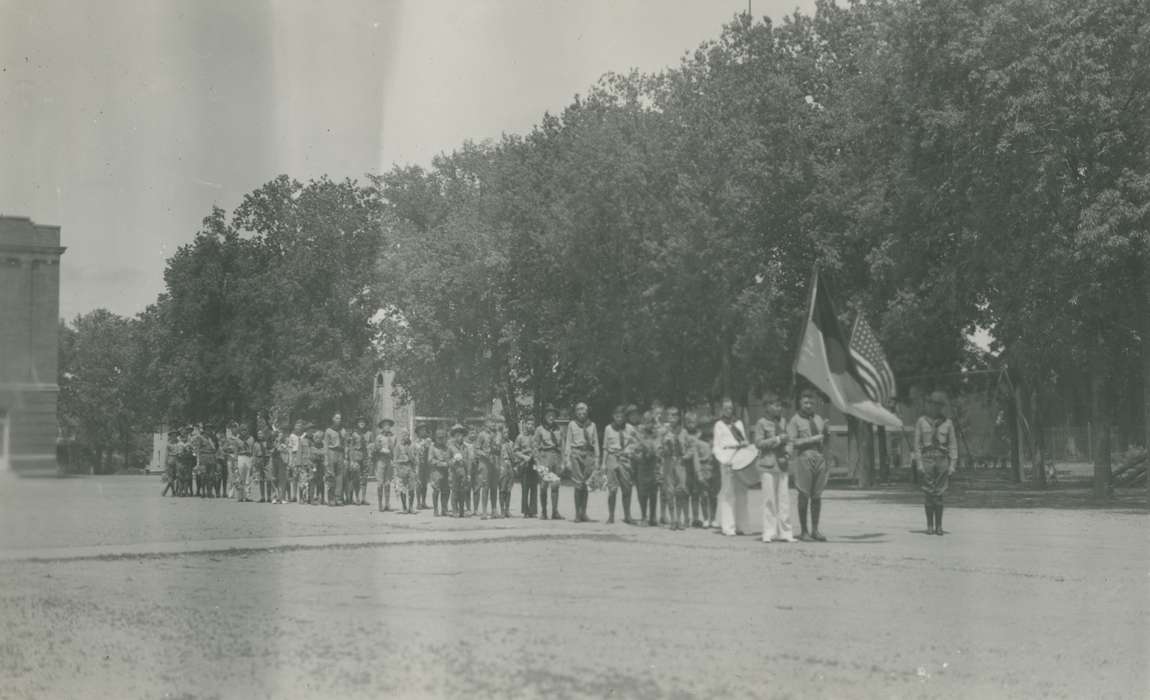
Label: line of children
xmin=159 ymin=393 xmax=960 ymax=540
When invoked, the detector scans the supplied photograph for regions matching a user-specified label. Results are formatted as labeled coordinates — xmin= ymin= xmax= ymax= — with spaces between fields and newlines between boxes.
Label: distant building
xmin=0 ymin=216 xmax=65 ymax=474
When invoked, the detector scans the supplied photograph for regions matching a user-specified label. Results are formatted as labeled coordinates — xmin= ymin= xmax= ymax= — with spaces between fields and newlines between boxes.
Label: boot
xmin=539 ymin=487 xmax=548 ymax=519
xmin=551 ymin=488 xmax=563 ymax=519
xmin=607 ymin=491 xmax=617 ymax=524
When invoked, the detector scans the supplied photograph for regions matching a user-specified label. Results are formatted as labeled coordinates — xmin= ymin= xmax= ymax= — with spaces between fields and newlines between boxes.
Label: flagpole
xmin=791 ymin=265 xmax=819 ymax=406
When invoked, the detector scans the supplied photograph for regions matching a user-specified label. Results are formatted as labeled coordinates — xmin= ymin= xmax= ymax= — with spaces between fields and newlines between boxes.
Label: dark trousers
xmin=520 ymin=462 xmax=538 ymax=515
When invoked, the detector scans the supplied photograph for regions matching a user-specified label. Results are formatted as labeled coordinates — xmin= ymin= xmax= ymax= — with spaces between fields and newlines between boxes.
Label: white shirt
xmin=711 ymin=418 xmax=748 ymax=466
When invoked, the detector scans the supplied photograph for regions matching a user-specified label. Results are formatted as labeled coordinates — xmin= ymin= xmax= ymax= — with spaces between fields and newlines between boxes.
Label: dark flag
xmin=792 ymin=268 xmax=901 ymax=429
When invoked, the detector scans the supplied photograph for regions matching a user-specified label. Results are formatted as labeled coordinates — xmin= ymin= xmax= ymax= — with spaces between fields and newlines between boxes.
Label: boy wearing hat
xmin=374 ymin=418 xmax=397 ymax=512
xmin=414 ymin=424 xmax=432 ymax=509
xmin=534 ymin=405 xmax=564 ymax=520
xmin=448 ymin=424 xmax=470 ymax=517
xmin=601 ymin=405 xmax=632 ymax=524
xmin=788 ymin=390 xmax=831 ymax=541
xmin=516 ymin=416 xmax=538 ymax=517
xmin=916 ymin=391 xmax=958 ymax=535
xmin=564 ymin=402 xmax=599 ymax=523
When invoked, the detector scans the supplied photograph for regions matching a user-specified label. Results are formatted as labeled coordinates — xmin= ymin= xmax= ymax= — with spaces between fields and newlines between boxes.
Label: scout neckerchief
xmin=574 ymin=418 xmax=594 ymax=448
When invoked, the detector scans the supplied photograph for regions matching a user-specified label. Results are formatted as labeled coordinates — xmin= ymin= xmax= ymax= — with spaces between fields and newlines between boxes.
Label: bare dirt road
xmin=0 ymin=475 xmax=1146 ymax=699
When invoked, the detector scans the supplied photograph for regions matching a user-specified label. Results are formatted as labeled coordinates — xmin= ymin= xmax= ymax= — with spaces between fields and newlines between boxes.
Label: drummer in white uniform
xmin=712 ymin=397 xmax=755 ymax=536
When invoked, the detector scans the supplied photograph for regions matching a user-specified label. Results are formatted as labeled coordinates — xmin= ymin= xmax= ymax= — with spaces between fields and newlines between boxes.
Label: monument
xmin=0 ymin=216 xmax=65 ymax=474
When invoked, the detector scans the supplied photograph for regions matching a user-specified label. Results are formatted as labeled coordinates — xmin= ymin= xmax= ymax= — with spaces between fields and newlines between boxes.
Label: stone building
xmin=0 ymin=216 xmax=65 ymax=474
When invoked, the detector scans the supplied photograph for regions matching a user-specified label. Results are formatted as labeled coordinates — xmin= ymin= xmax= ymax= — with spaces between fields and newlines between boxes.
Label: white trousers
xmin=718 ymin=464 xmax=750 ymax=535
xmin=760 ymin=468 xmax=794 ymax=542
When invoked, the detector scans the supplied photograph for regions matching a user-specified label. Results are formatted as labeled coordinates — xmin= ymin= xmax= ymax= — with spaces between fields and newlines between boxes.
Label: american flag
xmin=849 ymin=313 xmax=897 ymax=405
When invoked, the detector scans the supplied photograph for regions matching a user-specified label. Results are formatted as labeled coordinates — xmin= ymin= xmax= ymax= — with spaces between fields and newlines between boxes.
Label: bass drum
xmin=730 ymin=445 xmax=762 ymax=489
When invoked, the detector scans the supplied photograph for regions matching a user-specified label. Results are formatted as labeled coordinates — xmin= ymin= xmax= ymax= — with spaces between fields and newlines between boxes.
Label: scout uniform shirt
xmin=752 ymin=416 xmax=788 ymax=470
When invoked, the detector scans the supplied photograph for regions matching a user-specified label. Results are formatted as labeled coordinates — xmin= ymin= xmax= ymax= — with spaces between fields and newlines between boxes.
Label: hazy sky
xmin=1 ymin=0 xmax=815 ymax=321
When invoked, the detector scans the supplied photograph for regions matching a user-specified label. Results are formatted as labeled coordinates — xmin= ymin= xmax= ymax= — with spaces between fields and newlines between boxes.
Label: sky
xmin=1 ymin=0 xmax=816 ymax=321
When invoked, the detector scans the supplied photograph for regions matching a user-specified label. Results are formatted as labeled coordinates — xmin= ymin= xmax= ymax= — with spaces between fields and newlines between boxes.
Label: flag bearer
xmin=787 ymin=390 xmax=831 ymax=541
xmin=916 ymin=391 xmax=958 ymax=535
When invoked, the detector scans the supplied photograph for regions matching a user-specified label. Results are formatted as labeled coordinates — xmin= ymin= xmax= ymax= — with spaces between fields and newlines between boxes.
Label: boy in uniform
xmin=324 ymin=413 xmax=346 ymax=506
xmin=498 ymin=426 xmax=517 ymax=518
xmin=753 ymin=393 xmax=795 ymax=543
xmin=393 ymin=430 xmax=418 ymax=514
xmin=916 ymin=391 xmax=958 ymax=535
xmin=475 ymin=418 xmax=497 ymax=519
xmin=253 ymin=427 xmax=270 ymax=502
xmin=345 ymin=418 xmax=366 ymax=506
xmin=311 ymin=427 xmax=327 ymax=505
xmin=690 ymin=418 xmax=717 ymax=528
xmin=533 ymin=405 xmax=564 ymax=520
xmin=787 ymin=390 xmax=831 ymax=541
xmin=628 ymin=411 xmax=661 ymax=526
xmin=428 ymin=427 xmax=451 ymax=516
xmin=448 ymin=424 xmax=470 ymax=517
xmin=374 ymin=418 xmax=397 ymax=512
xmin=190 ymin=422 xmax=218 ymax=499
xmin=660 ymin=407 xmax=684 ymax=527
xmin=414 ymin=424 xmax=431 ymax=509
xmin=516 ymin=416 xmax=538 ymax=518
xmin=601 ymin=405 xmax=632 ymax=524
xmin=295 ymin=423 xmax=311 ymax=504
xmin=162 ymin=430 xmax=179 ymax=496
xmin=563 ymin=402 xmax=599 ymax=523
xmin=286 ymin=421 xmax=302 ymax=504
xmin=234 ymin=425 xmax=252 ymax=502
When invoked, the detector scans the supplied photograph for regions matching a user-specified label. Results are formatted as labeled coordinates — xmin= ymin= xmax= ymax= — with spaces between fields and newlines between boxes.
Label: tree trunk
xmin=1091 ymin=339 xmax=1112 ymax=500
xmin=1031 ymin=388 xmax=1046 ymax=488
xmin=1143 ymin=252 xmax=1150 ymax=496
xmin=1008 ymin=379 xmax=1023 ymax=483
xmin=877 ymin=426 xmax=889 ymax=482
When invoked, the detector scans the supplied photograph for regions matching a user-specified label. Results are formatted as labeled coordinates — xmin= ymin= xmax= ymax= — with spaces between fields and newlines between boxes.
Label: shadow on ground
xmin=842 ymin=481 xmax=1150 ymax=513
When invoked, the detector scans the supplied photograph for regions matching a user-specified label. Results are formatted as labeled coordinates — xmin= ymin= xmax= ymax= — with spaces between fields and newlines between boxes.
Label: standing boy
xmin=235 ymin=425 xmax=253 ymax=502
xmin=498 ymin=427 xmax=517 ymax=518
xmin=428 ymin=427 xmax=451 ymax=517
xmin=516 ymin=416 xmax=538 ymax=518
xmin=563 ymin=402 xmax=599 ymax=523
xmin=374 ymin=418 xmax=396 ymax=511
xmin=916 ymin=391 xmax=957 ymax=535
xmin=533 ymin=405 xmax=564 ymax=520
xmin=324 ymin=413 xmax=345 ymax=506
xmin=712 ymin=397 xmax=751 ymax=536
xmin=601 ymin=405 xmax=632 ymax=524
xmin=787 ymin=389 xmax=831 ymax=541
xmin=448 ymin=424 xmax=470 ymax=518
xmin=753 ymin=393 xmax=795 ymax=543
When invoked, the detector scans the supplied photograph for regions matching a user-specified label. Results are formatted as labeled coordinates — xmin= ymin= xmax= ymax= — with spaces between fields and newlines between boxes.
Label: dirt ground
xmin=0 ymin=474 xmax=1146 ymax=699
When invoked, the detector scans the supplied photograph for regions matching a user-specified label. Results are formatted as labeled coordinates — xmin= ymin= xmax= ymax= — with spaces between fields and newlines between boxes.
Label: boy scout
xmin=498 ymin=428 xmax=517 ymax=518
xmin=311 ymin=427 xmax=327 ymax=504
xmin=475 ymin=418 xmax=497 ymax=519
xmin=534 ymin=405 xmax=564 ymax=520
xmin=788 ymin=390 xmax=831 ymax=541
xmin=601 ymin=405 xmax=632 ymax=524
xmin=563 ymin=402 xmax=599 ymax=523
xmin=660 ymin=407 xmax=684 ymax=527
xmin=516 ymin=416 xmax=538 ymax=518
xmin=374 ymin=418 xmax=397 ymax=512
xmin=296 ymin=424 xmax=312 ymax=504
xmin=414 ymin=424 xmax=432 ymax=509
xmin=324 ymin=413 xmax=346 ymax=506
xmin=346 ymin=418 xmax=368 ymax=506
xmin=393 ymin=431 xmax=418 ymax=514
xmin=448 ymin=424 xmax=470 ymax=517
xmin=162 ymin=430 xmax=179 ymax=496
xmin=753 ymin=393 xmax=795 ymax=543
xmin=916 ymin=391 xmax=958 ymax=535
xmin=428 ymin=427 xmax=451 ymax=516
